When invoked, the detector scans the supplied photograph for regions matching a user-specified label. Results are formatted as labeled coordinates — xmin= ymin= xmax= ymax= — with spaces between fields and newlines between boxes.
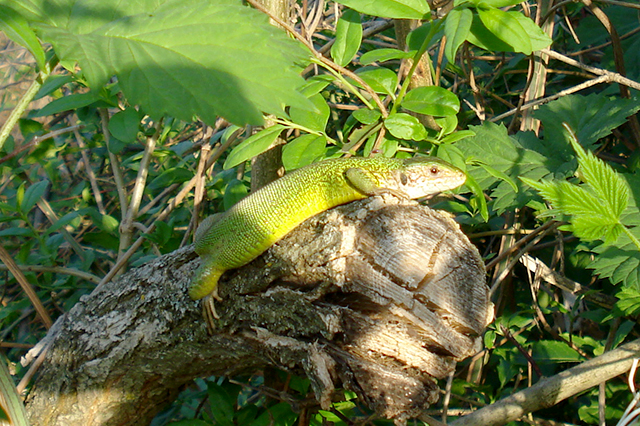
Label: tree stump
xmin=23 ymin=196 xmax=492 ymax=425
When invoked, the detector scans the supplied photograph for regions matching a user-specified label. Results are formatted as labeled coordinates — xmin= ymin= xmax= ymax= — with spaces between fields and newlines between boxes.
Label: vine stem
xmin=0 ymin=69 xmax=48 ymax=152
xmin=390 ymin=19 xmax=444 ymax=115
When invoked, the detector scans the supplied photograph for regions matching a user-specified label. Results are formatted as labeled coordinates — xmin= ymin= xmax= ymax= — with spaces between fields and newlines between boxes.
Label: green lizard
xmin=190 ymin=156 xmax=466 ymax=301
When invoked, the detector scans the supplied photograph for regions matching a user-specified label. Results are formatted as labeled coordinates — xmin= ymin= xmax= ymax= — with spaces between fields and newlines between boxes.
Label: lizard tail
xmin=189 ymin=263 xmax=224 ymax=300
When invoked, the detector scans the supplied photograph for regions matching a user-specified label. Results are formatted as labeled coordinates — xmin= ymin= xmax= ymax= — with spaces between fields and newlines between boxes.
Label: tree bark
xmin=23 ymin=196 xmax=490 ymax=426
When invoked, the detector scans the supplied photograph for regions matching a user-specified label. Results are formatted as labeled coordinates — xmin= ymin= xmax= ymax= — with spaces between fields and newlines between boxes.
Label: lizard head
xmin=386 ymin=156 xmax=467 ymax=199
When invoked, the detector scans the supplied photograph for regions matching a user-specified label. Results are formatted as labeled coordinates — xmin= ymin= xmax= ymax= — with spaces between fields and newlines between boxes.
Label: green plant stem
xmin=271 ymin=117 xmax=338 ymax=144
xmin=309 ymin=57 xmax=375 ymax=111
xmin=622 ymin=226 xmax=640 ymax=251
xmin=391 ymin=19 xmax=444 ymax=115
xmin=0 ymin=71 xmax=47 ymax=152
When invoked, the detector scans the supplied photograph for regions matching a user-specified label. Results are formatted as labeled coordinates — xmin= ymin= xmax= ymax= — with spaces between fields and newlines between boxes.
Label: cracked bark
xmin=23 ymin=196 xmax=491 ymax=426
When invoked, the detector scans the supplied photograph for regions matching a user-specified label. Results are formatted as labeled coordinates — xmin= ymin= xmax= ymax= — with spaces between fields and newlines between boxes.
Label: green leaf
xmin=466 ymin=12 xmax=512 ymax=52
xmin=147 ymin=168 xmax=194 ymax=191
xmin=612 ymin=287 xmax=640 ymax=316
xmin=18 ymin=0 xmax=311 ymax=126
xmin=0 ymin=4 xmax=46 ymax=69
xmin=463 ymin=172 xmax=489 ymax=221
xmin=224 ymin=125 xmax=285 ymax=169
xmin=289 ymin=93 xmax=330 ymax=132
xmin=591 ymin=227 xmax=640 ymax=288
xmin=33 ymin=92 xmax=100 ymax=117
xmin=451 ymin=122 xmax=552 ymax=214
xmin=100 ymin=214 xmax=119 ymax=233
xmin=352 ymin=108 xmax=381 ymax=125
xmin=532 ymin=340 xmax=584 ymax=363
xmin=223 ymin=179 xmax=248 ymax=211
xmin=34 ymin=74 xmax=73 ymax=100
xmin=331 ymin=9 xmax=362 ymax=67
xmin=439 ymin=130 xmax=475 ymax=144
xmin=168 ymin=420 xmax=212 ymax=426
xmin=0 ymin=355 xmax=28 ymax=426
xmin=250 ymin=402 xmax=297 ymax=426
xmin=299 ymin=75 xmax=333 ymax=98
xmin=523 ymin=179 xmax=624 ymax=244
xmin=108 ymin=108 xmax=140 ymax=143
xmin=45 ymin=211 xmax=80 ymax=235
xmin=282 ymin=134 xmax=326 ymax=171
xmin=207 ymin=382 xmax=236 ymax=426
xmin=569 ymin=135 xmax=629 ymax=218
xmin=20 ymin=179 xmax=48 ymax=213
xmin=512 ymin=11 xmax=553 ymax=51
xmin=334 ymin=0 xmax=430 ymax=19
xmin=444 ymin=7 xmax=472 ymax=62
xmin=359 ymin=48 xmax=413 ymax=65
xmin=477 ymin=7 xmax=532 ymax=55
xmin=384 ymin=113 xmax=427 ymax=140
xmin=477 ymin=0 xmax=524 ymax=6
xmin=355 ymin=66 xmax=398 ymax=97
xmin=534 ymin=94 xmax=640 ymax=150
xmin=401 ymin=86 xmax=460 ymax=116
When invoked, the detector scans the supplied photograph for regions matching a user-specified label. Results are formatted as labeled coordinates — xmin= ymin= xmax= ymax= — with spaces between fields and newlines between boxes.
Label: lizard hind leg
xmin=189 ymin=262 xmax=225 ymax=301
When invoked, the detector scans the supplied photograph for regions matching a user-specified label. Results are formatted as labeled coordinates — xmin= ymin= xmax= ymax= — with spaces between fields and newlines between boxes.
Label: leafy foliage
xmin=1 ymin=0 xmax=640 ymax=424
xmin=0 ymin=0 xmax=311 ymax=125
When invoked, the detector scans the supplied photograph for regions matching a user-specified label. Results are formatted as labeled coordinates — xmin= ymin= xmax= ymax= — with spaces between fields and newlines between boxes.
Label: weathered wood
xmin=24 ymin=196 xmax=490 ymax=425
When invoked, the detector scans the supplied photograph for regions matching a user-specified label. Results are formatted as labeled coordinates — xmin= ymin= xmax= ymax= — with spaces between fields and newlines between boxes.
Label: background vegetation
xmin=1 ymin=0 xmax=639 ymax=424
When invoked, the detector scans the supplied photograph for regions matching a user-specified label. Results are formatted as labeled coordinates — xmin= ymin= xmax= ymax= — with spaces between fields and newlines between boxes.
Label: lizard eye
xmin=430 ymin=166 xmax=439 ymax=175
xmin=400 ymin=172 xmax=408 ymax=185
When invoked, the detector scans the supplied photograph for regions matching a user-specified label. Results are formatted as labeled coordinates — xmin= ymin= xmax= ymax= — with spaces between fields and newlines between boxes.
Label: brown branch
xmin=450 ymin=339 xmax=640 ymax=426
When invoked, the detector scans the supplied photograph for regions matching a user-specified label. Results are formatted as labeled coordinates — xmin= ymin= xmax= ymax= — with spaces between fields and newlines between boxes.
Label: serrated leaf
xmin=16 ymin=0 xmax=311 ymax=126
xmin=477 ymin=7 xmax=532 ymax=55
xmin=282 ymin=134 xmax=326 ymax=171
xmin=108 ymin=107 xmax=140 ymax=143
xmin=384 ymin=113 xmax=427 ymax=140
xmin=444 ymin=7 xmax=472 ymax=62
xmin=0 ymin=4 xmax=46 ymax=70
xmin=20 ymin=180 xmax=48 ymax=213
xmin=359 ymin=48 xmax=413 ymax=65
xmin=289 ymin=93 xmax=330 ymax=132
xmin=451 ymin=122 xmax=552 ymax=214
xmin=522 ymin=179 xmax=624 ymax=244
xmin=569 ymin=135 xmax=629 ymax=218
xmin=612 ymin=287 xmax=640 ymax=316
xmin=534 ymin=94 xmax=640 ymax=150
xmin=591 ymin=227 xmax=640 ymax=288
xmin=331 ymin=9 xmax=362 ymax=67
xmin=223 ymin=125 xmax=285 ymax=170
xmin=334 ymin=0 xmax=430 ymax=19
xmin=401 ymin=86 xmax=460 ymax=116
xmin=355 ymin=66 xmax=398 ymax=96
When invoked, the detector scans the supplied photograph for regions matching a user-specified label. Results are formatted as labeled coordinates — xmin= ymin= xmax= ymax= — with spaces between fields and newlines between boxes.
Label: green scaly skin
xmin=190 ymin=156 xmax=466 ymax=301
